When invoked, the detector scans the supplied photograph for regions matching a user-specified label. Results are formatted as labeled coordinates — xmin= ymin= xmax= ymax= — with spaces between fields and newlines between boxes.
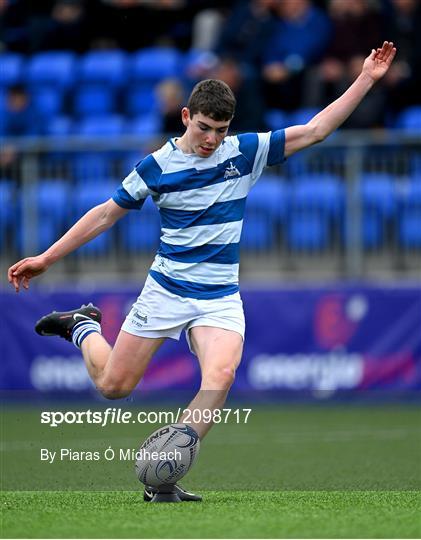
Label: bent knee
xmin=202 ymin=366 xmax=236 ymax=390
xmin=97 ymin=379 xmax=133 ymax=400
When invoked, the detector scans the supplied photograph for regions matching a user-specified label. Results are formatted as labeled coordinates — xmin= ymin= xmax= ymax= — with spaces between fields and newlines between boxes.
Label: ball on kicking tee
xmin=135 ymin=424 xmax=200 ymax=487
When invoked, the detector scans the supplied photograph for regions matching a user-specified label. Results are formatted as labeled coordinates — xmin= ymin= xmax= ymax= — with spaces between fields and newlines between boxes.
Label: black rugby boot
xmin=144 ymin=484 xmax=202 ymax=502
xmin=35 ymin=303 xmax=102 ymax=342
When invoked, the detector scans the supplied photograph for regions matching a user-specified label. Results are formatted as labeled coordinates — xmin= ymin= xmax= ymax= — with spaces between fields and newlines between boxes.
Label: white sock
xmin=71 ymin=320 xmax=101 ymax=349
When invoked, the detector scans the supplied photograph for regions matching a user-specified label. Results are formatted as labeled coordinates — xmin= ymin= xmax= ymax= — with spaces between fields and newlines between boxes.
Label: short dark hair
xmin=187 ymin=79 xmax=236 ymax=121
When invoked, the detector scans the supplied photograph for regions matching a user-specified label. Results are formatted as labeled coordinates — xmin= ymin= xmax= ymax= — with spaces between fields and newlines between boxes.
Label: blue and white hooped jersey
xmin=113 ymin=130 xmax=285 ymax=299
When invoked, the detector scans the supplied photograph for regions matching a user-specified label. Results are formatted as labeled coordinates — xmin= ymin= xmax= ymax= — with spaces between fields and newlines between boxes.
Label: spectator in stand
xmin=3 ymin=84 xmax=42 ymax=136
xmin=381 ymin=0 xmax=421 ymax=114
xmin=191 ymin=1 xmax=278 ymax=131
xmin=209 ymin=57 xmax=266 ymax=131
xmin=36 ymin=0 xmax=90 ymax=53
xmin=1 ymin=84 xmax=43 ymax=183
xmin=156 ymin=79 xmax=186 ymax=134
xmin=262 ymin=0 xmax=332 ymax=111
xmin=0 ymin=0 xmax=29 ymax=52
xmin=310 ymin=0 xmax=386 ymax=128
xmin=214 ymin=0 xmax=277 ymax=73
xmin=93 ymin=0 xmax=227 ymax=51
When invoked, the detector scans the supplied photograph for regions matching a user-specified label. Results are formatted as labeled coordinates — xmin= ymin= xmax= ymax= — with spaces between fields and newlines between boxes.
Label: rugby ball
xmin=135 ymin=424 xmax=200 ymax=487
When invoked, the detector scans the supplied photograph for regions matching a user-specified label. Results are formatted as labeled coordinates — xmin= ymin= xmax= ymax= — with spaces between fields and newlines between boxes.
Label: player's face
xmin=182 ymin=109 xmax=231 ymax=158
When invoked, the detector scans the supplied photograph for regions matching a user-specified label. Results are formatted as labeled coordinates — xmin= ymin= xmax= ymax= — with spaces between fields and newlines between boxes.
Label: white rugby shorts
xmin=122 ymin=274 xmax=245 ymax=353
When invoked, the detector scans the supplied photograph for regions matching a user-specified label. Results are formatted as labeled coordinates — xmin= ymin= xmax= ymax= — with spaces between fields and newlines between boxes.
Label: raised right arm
xmin=8 ymin=198 xmax=128 ymax=292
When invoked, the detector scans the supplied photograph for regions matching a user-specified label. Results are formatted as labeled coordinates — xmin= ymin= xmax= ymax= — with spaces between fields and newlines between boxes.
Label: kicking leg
xmin=181 ymin=326 xmax=243 ymax=439
xmin=82 ymin=330 xmax=165 ymax=399
xmin=35 ymin=304 xmax=164 ymax=399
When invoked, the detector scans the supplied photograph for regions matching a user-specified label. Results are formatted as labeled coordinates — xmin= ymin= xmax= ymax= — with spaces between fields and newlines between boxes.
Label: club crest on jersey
xmin=224 ymin=161 xmax=240 ymax=180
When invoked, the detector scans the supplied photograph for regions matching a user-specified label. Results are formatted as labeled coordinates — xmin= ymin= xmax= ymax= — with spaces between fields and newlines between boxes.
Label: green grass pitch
xmin=1 ymin=404 xmax=421 ymax=538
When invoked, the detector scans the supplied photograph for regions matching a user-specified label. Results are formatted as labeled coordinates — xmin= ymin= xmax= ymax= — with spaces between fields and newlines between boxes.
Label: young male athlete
xmin=8 ymin=42 xmax=396 ymax=501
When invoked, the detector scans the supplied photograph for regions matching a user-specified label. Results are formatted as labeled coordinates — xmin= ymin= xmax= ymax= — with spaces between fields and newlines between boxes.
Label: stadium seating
xmin=247 ymin=175 xmax=289 ymax=218
xmin=119 ymin=197 xmax=161 ymax=252
xmin=287 ymin=212 xmax=330 ymax=251
xmin=0 ymin=53 xmax=24 ymax=87
xmin=77 ymin=50 xmax=128 ymax=87
xmin=76 ymin=115 xmax=125 ymax=136
xmin=395 ymin=106 xmax=421 ymax=133
xmin=73 ymin=85 xmax=116 ymax=117
xmin=0 ymin=179 xmax=16 ymax=251
xmin=182 ymin=48 xmax=218 ymax=80
xmin=241 ymin=215 xmax=275 ymax=251
xmin=360 ymin=173 xmax=396 ymax=248
xmin=264 ymin=109 xmax=290 ymax=131
xmin=398 ymin=180 xmax=421 ymax=248
xmin=2 ymin=47 xmax=420 ymax=259
xmin=290 ymin=108 xmax=320 ymax=126
xmin=122 ymin=152 xmax=145 ymax=178
xmin=45 ymin=115 xmax=73 ymax=137
xmin=126 ymin=86 xmax=159 ymax=116
xmin=128 ymin=114 xmax=163 ymax=137
xmin=131 ymin=47 xmax=182 ymax=85
xmin=72 ymin=152 xmax=114 ymax=183
xmin=287 ymin=174 xmax=344 ymax=250
xmin=31 ymin=86 xmax=64 ymax=117
xmin=242 ymin=176 xmax=288 ymax=250
xmin=25 ymin=52 xmax=76 ymax=89
xmin=72 ymin=115 xmax=126 ymax=181
xmin=35 ymin=180 xmax=70 ymax=251
xmin=73 ymin=183 xmax=118 ymax=254
xmin=291 ymin=174 xmax=344 ymax=214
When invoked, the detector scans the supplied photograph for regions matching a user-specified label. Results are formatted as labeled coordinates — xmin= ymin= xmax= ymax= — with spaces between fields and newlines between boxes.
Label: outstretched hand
xmin=362 ymin=41 xmax=396 ymax=82
xmin=8 ymin=255 xmax=49 ymax=292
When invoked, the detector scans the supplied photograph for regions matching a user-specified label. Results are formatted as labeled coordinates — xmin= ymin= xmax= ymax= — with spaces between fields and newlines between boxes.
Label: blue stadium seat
xmin=0 ymin=91 xmax=7 ymax=135
xmin=287 ymin=174 xmax=344 ymax=250
xmin=395 ymin=106 xmax=421 ymax=133
xmin=74 ymin=85 xmax=116 ymax=117
xmin=73 ymin=183 xmax=117 ymax=254
xmin=119 ymin=197 xmax=161 ymax=253
xmin=132 ymin=47 xmax=182 ymax=84
xmin=360 ymin=174 xmax=396 ymax=213
xmin=398 ymin=181 xmax=421 ymax=248
xmin=410 ymin=154 xmax=421 ymax=177
xmin=36 ymin=180 xmax=70 ymax=250
xmin=78 ymin=50 xmax=128 ymax=87
xmin=264 ymin=109 xmax=290 ymax=131
xmin=76 ymin=115 xmax=125 ymax=136
xmin=242 ymin=176 xmax=288 ymax=251
xmin=0 ymin=53 xmax=24 ymax=87
xmin=292 ymin=174 xmax=344 ymax=215
xmin=46 ymin=115 xmax=73 ymax=137
xmin=72 ymin=116 xmax=125 ymax=181
xmin=126 ymin=86 xmax=159 ymax=115
xmin=290 ymin=107 xmax=319 ymax=126
xmin=123 ymin=151 xmax=146 ymax=177
xmin=129 ymin=114 xmax=162 ymax=136
xmin=26 ymin=52 xmax=76 ymax=89
xmin=72 ymin=152 xmax=114 ymax=182
xmin=287 ymin=213 xmax=329 ymax=250
xmin=0 ymin=180 xmax=16 ymax=251
xmin=284 ymin=151 xmax=309 ymax=176
xmin=247 ymin=175 xmax=289 ymax=219
xmin=31 ymin=86 xmax=64 ymax=117
xmin=360 ymin=173 xmax=396 ymax=248
xmin=182 ymin=48 xmax=217 ymax=80
xmin=399 ymin=211 xmax=421 ymax=248
xmin=241 ymin=216 xmax=275 ymax=251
